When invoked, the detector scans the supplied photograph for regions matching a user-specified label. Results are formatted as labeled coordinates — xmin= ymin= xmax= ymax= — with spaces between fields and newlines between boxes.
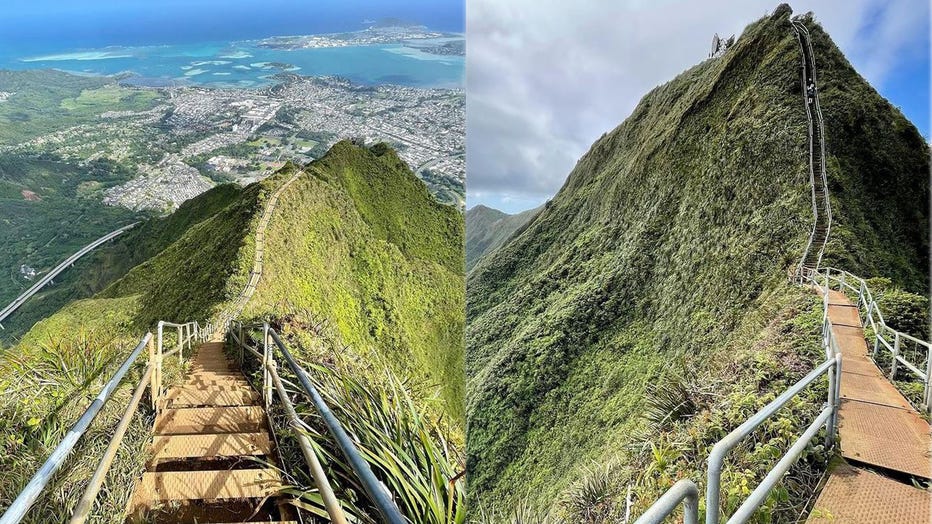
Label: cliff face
xmin=466 ymin=5 xmax=928 ymax=515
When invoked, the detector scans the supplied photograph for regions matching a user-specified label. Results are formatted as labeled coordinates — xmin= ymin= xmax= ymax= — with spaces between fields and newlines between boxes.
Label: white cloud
xmin=466 ymin=0 xmax=928 ymax=211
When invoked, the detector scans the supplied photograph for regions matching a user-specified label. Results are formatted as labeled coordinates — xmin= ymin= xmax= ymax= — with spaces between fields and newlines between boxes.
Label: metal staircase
xmin=634 ymin=16 xmax=931 ymax=524
xmin=791 ymin=18 xmax=832 ymax=276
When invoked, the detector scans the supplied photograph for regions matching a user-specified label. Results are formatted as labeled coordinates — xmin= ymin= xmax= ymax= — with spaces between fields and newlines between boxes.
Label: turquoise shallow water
xmin=3 ymin=38 xmax=464 ymax=89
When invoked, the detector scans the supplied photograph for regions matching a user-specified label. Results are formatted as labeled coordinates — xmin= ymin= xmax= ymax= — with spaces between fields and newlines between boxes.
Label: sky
xmin=467 ymin=0 xmax=931 ymax=213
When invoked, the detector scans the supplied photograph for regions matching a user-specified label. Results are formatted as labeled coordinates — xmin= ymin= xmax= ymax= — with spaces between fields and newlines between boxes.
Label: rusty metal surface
xmin=837 ymin=399 xmax=932 ymax=479
xmin=155 ymin=406 xmax=265 ymax=435
xmin=135 ymin=468 xmax=282 ymax=504
xmin=839 ymin=371 xmax=913 ymax=410
xmin=151 ymin=432 xmax=271 ymax=460
xmin=807 ymin=463 xmax=931 ymax=524
xmin=824 ymin=292 xmax=932 ymax=480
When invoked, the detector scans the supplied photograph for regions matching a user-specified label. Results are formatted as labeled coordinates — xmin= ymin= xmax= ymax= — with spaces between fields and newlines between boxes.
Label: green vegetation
xmin=245 ymin=141 xmax=465 ymax=424
xmin=0 ymin=184 xmax=242 ymax=342
xmin=1 ymin=141 xmax=464 ymax=523
xmin=0 ymin=154 xmax=140 ymax=311
xmin=465 ymin=204 xmax=542 ymax=271
xmin=239 ymin=315 xmax=464 ymax=523
xmin=0 ymin=70 xmax=164 ymax=145
xmin=466 ymin=6 xmax=928 ymax=522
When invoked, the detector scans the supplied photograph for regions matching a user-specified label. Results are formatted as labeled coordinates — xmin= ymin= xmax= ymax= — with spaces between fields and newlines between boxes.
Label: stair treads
xmin=151 ymin=431 xmax=272 ymax=460
xmin=155 ymin=406 xmax=266 ymax=435
xmin=135 ymin=468 xmax=282 ymax=504
xmin=166 ymin=386 xmax=258 ymax=407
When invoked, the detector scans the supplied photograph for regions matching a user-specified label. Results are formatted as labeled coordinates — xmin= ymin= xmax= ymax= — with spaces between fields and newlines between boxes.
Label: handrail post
xmin=705 ymin=446 xmax=725 ymax=524
xmin=924 ymin=349 xmax=932 ymax=415
xmin=869 ymin=303 xmax=881 ymax=358
xmin=924 ymin=344 xmax=932 ymax=414
xmin=825 ymin=353 xmax=841 ymax=449
xmin=262 ymin=322 xmax=271 ymax=409
xmin=148 ymin=336 xmax=158 ymax=410
xmin=890 ymin=332 xmax=900 ymax=380
xmin=238 ymin=321 xmax=245 ymax=366
xmin=177 ymin=326 xmax=183 ymax=364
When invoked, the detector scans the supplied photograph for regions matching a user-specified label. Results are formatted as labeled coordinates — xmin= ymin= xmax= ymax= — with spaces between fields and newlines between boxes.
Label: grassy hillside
xmin=0 ymin=182 xmax=258 ymax=522
xmin=465 ymin=204 xmax=542 ymax=272
xmin=466 ymin=5 xmax=928 ymax=521
xmin=0 ymin=184 xmax=242 ymax=342
xmin=244 ymin=141 xmax=465 ymax=425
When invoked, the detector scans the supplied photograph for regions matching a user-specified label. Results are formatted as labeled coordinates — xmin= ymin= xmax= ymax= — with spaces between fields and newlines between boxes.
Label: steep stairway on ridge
xmin=791 ymin=18 xmax=830 ymax=272
xmin=127 ymin=341 xmax=293 ymax=523
xmin=790 ymin=16 xmax=932 ymax=524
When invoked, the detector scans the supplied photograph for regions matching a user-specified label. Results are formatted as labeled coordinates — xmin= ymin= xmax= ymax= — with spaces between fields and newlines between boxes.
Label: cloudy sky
xmin=466 ymin=0 xmax=930 ymax=213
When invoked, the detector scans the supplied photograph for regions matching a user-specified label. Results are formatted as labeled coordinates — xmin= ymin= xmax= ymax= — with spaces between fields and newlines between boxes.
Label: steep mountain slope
xmin=0 ymin=184 xmax=242 ymax=342
xmin=466 ymin=5 xmax=928 ymax=518
xmin=1 ymin=141 xmax=465 ymax=522
xmin=466 ymin=204 xmax=542 ymax=271
xmin=244 ymin=141 xmax=465 ymax=424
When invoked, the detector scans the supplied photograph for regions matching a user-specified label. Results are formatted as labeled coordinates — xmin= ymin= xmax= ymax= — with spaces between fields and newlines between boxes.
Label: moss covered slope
xmin=1 ymin=184 xmax=243 ymax=342
xmin=466 ymin=5 xmax=928 ymax=517
xmin=244 ymin=141 xmax=466 ymax=425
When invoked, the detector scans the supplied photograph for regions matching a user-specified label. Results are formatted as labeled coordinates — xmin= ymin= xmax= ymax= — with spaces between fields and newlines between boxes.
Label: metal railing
xmin=799 ymin=265 xmax=932 ymax=412
xmin=228 ymin=320 xmax=406 ymax=524
xmin=791 ymin=17 xmax=832 ymax=279
xmin=704 ymin=352 xmax=840 ymax=524
xmin=638 ymin=301 xmax=842 ymax=524
xmin=0 ymin=320 xmax=211 ymax=524
xmin=633 ymin=479 xmax=699 ymax=524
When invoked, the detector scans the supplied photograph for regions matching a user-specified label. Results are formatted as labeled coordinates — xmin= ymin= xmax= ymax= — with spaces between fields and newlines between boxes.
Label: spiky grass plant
xmin=239 ymin=316 xmax=465 ymax=523
xmin=0 ymin=327 xmax=157 ymax=524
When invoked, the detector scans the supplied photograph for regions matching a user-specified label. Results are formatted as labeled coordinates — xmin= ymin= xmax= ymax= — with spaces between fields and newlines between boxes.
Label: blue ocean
xmin=0 ymin=0 xmax=464 ymax=88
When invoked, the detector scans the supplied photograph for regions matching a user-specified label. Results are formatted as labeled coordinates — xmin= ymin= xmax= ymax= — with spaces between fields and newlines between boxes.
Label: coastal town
xmin=1 ymin=71 xmax=465 ymax=211
xmin=257 ymin=23 xmax=460 ymax=53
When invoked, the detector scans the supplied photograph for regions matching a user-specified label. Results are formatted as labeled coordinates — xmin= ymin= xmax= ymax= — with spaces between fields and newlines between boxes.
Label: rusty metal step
xmin=165 ymin=386 xmax=258 ymax=407
xmin=134 ymin=468 xmax=282 ymax=506
xmin=807 ymin=463 xmax=930 ymax=523
xmin=151 ymin=432 xmax=272 ymax=461
xmin=837 ymin=399 xmax=932 ymax=479
xmin=155 ymin=406 xmax=266 ymax=435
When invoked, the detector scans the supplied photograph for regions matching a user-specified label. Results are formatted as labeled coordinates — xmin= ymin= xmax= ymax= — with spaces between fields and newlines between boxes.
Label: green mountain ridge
xmin=0 ymin=141 xmax=464 ymax=522
xmin=465 ymin=204 xmax=542 ymax=272
xmin=466 ymin=5 xmax=928 ymax=520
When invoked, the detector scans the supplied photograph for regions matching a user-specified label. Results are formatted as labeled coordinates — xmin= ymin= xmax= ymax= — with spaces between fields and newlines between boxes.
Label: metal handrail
xmin=705 ymin=353 xmax=841 ymax=524
xmin=634 ymin=479 xmax=699 ymax=524
xmin=642 ymin=309 xmax=842 ymax=524
xmin=799 ymin=265 xmax=932 ymax=412
xmin=268 ymin=327 xmax=407 ymax=522
xmin=0 ymin=334 xmax=153 ymax=524
xmin=228 ymin=324 xmax=348 ymax=523
xmin=230 ymin=321 xmax=405 ymax=523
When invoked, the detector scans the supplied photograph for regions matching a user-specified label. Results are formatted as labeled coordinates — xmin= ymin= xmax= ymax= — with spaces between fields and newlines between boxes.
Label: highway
xmin=0 ymin=222 xmax=139 ymax=328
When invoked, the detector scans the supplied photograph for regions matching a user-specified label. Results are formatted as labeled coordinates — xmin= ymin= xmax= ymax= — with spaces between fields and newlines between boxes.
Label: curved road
xmin=0 ymin=222 xmax=139 ymax=328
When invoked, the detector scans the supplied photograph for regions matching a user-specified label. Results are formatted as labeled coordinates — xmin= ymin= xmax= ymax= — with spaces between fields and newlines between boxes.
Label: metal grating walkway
xmin=128 ymin=341 xmax=287 ymax=522
xmin=807 ymin=291 xmax=932 ymax=522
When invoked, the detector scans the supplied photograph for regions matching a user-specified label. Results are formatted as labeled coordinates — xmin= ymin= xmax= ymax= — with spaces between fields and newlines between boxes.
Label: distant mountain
xmin=466 ymin=5 xmax=928 ymax=519
xmin=465 ymin=204 xmax=542 ymax=271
